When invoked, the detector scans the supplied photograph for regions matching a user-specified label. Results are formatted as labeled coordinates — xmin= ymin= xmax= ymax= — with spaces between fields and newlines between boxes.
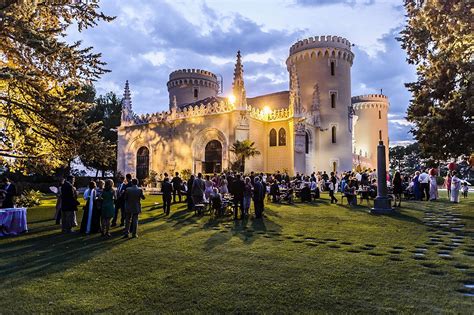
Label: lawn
xmin=1 ymin=192 xmax=473 ymax=313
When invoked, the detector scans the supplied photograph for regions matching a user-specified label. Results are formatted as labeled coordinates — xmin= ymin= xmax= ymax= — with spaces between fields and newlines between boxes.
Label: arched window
xmin=269 ymin=129 xmax=277 ymax=147
xmin=330 ymin=61 xmax=335 ymax=76
xmin=193 ymin=88 xmax=199 ymax=99
xmin=331 ymin=92 xmax=336 ymax=108
xmin=378 ymin=110 xmax=381 ymax=119
xmin=331 ymin=126 xmax=336 ymax=144
xmin=136 ymin=146 xmax=150 ymax=183
xmin=305 ymin=132 xmax=310 ymax=154
xmin=204 ymin=140 xmax=222 ymax=173
xmin=278 ymin=128 xmax=286 ymax=146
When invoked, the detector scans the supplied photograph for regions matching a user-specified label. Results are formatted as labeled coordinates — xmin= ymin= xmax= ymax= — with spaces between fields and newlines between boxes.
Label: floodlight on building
xmin=228 ymin=94 xmax=236 ymax=104
xmin=263 ymin=106 xmax=272 ymax=115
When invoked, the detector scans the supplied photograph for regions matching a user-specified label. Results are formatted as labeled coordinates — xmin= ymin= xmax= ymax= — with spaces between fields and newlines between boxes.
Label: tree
xmin=389 ymin=142 xmax=423 ymax=175
xmin=0 ymin=1 xmax=114 ymax=173
xmin=397 ymin=0 xmax=473 ymax=160
xmin=229 ymin=140 xmax=260 ymax=172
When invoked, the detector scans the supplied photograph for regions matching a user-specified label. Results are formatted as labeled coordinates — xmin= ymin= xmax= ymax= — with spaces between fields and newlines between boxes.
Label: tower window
xmin=379 ymin=130 xmax=382 ymax=141
xmin=305 ymin=132 xmax=310 ymax=154
xmin=330 ymin=61 xmax=335 ymax=76
xmin=332 ymin=126 xmax=336 ymax=144
xmin=378 ymin=110 xmax=381 ymax=119
xmin=193 ymin=88 xmax=199 ymax=99
xmin=278 ymin=128 xmax=286 ymax=146
xmin=331 ymin=93 xmax=336 ymax=108
xmin=269 ymin=129 xmax=277 ymax=147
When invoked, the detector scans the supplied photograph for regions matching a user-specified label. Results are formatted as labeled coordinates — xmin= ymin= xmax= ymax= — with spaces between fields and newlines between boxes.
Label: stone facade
xmin=117 ymin=35 xmax=390 ymax=180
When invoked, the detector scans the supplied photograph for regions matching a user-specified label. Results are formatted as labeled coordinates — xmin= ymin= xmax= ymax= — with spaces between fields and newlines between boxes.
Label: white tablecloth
xmin=0 ymin=208 xmax=28 ymax=236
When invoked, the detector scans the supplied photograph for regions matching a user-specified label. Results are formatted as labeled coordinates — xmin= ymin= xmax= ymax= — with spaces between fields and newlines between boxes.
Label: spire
xmin=232 ymin=50 xmax=246 ymax=108
xmin=121 ymin=80 xmax=133 ymax=122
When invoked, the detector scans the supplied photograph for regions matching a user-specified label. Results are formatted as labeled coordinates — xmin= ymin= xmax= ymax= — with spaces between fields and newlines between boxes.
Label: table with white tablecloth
xmin=0 ymin=208 xmax=28 ymax=236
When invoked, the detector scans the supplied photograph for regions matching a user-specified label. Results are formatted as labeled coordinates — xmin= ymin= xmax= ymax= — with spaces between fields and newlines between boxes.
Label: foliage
xmin=0 ymin=1 xmax=114 ymax=173
xmin=397 ymin=0 xmax=473 ymax=160
xmin=14 ymin=189 xmax=42 ymax=207
xmin=389 ymin=142 xmax=423 ymax=175
xmin=180 ymin=169 xmax=192 ymax=181
xmin=229 ymin=140 xmax=261 ymax=172
xmin=143 ymin=170 xmax=158 ymax=186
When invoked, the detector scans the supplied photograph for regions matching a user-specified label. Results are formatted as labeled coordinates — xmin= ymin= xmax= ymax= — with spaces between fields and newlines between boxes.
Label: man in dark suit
xmin=232 ymin=174 xmax=245 ymax=220
xmin=161 ymin=177 xmax=173 ymax=215
xmin=60 ymin=175 xmax=79 ymax=233
xmin=253 ymin=176 xmax=265 ymax=219
xmin=191 ymin=173 xmax=205 ymax=214
xmin=1 ymin=177 xmax=17 ymax=208
xmin=123 ymin=178 xmax=145 ymax=238
xmin=112 ymin=173 xmax=132 ymax=227
xmin=171 ymin=172 xmax=182 ymax=203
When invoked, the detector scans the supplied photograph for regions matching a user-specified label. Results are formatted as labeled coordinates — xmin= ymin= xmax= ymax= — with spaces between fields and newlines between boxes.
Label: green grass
xmin=1 ymin=192 xmax=473 ymax=313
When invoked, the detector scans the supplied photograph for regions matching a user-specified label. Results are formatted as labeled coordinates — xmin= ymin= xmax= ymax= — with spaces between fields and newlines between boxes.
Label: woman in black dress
xmin=392 ymin=171 xmax=403 ymax=207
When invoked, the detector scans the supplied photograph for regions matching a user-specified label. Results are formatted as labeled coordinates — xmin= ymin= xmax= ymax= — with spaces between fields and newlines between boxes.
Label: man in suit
xmin=161 ymin=177 xmax=173 ymax=215
xmin=1 ymin=177 xmax=17 ymax=208
xmin=232 ymin=174 xmax=245 ymax=220
xmin=123 ymin=178 xmax=145 ymax=238
xmin=171 ymin=172 xmax=182 ymax=203
xmin=253 ymin=176 xmax=265 ymax=219
xmin=191 ymin=173 xmax=205 ymax=214
xmin=60 ymin=175 xmax=79 ymax=233
xmin=112 ymin=174 xmax=132 ymax=227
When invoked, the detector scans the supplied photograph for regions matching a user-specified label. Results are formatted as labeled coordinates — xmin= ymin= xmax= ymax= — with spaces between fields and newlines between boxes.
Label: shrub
xmin=15 ymin=190 xmax=43 ymax=208
xmin=436 ymin=176 xmax=445 ymax=186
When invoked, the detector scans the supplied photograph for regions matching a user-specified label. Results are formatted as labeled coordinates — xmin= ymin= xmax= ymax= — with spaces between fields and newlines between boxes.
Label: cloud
xmin=294 ymin=0 xmax=375 ymax=7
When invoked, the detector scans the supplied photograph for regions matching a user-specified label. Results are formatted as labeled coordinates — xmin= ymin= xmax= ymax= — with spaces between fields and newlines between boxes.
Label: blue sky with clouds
xmin=67 ymin=0 xmax=416 ymax=144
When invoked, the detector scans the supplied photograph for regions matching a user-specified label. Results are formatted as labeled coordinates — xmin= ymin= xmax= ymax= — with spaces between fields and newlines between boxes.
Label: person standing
xmin=418 ymin=170 xmax=430 ymax=201
xmin=253 ymin=177 xmax=265 ymax=219
xmin=429 ymin=172 xmax=439 ymax=201
xmin=243 ymin=177 xmax=253 ymax=217
xmin=171 ymin=172 xmax=183 ymax=203
xmin=450 ymin=171 xmax=461 ymax=203
xmin=328 ymin=173 xmax=338 ymax=204
xmin=1 ymin=177 xmax=17 ymax=208
xmin=444 ymin=173 xmax=452 ymax=200
xmin=413 ymin=171 xmax=421 ymax=200
xmin=112 ymin=174 xmax=131 ymax=227
xmin=60 ymin=175 xmax=79 ymax=233
xmin=80 ymin=181 xmax=101 ymax=234
xmin=101 ymin=179 xmax=116 ymax=237
xmin=123 ymin=179 xmax=145 ymax=238
xmin=191 ymin=173 xmax=205 ymax=214
xmin=232 ymin=174 xmax=245 ymax=220
xmin=54 ymin=178 xmax=65 ymax=225
xmin=186 ymin=175 xmax=195 ymax=211
xmin=161 ymin=177 xmax=173 ymax=215
xmin=392 ymin=171 xmax=403 ymax=207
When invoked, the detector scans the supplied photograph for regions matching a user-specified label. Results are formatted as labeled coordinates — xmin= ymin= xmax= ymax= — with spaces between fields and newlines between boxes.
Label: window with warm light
xmin=269 ymin=129 xmax=277 ymax=147
xmin=278 ymin=128 xmax=286 ymax=146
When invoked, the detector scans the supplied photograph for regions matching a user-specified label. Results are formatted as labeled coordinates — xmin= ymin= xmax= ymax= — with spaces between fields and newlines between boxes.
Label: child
xmin=462 ymin=182 xmax=469 ymax=198
xmin=327 ymin=180 xmax=338 ymax=204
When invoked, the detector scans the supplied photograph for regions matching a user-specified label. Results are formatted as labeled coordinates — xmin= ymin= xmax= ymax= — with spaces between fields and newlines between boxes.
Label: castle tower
xmin=232 ymin=50 xmax=247 ymax=109
xmin=167 ymin=69 xmax=219 ymax=109
xmin=121 ymin=80 xmax=133 ymax=123
xmin=286 ymin=36 xmax=355 ymax=172
xmin=352 ymin=94 xmax=390 ymax=170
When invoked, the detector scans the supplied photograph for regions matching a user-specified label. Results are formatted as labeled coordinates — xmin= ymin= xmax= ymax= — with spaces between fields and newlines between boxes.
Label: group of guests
xmin=161 ymin=172 xmax=267 ymax=220
xmin=0 ymin=177 xmax=17 ymax=209
xmin=56 ymin=174 xmax=145 ymax=238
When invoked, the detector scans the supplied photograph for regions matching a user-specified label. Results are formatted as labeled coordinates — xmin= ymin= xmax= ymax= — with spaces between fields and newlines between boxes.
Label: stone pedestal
xmin=371 ymin=140 xmax=393 ymax=214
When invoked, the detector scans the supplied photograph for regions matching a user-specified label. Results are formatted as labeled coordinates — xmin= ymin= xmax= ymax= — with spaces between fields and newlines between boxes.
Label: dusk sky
xmin=67 ymin=0 xmax=416 ymax=144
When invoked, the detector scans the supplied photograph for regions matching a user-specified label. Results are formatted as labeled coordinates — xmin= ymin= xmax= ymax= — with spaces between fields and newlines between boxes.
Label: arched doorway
xmin=136 ymin=146 xmax=149 ymax=183
xmin=204 ymin=140 xmax=222 ymax=173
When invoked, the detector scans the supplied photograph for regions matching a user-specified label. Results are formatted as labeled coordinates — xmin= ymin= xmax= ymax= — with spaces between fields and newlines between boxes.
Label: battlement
xmin=351 ymin=94 xmax=389 ymax=104
xmin=289 ymin=35 xmax=351 ymax=55
xmin=169 ymin=69 xmax=217 ymax=80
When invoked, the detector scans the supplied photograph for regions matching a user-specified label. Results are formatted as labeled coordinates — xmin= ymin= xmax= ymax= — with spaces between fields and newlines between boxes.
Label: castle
xmin=117 ymin=35 xmax=390 ymax=181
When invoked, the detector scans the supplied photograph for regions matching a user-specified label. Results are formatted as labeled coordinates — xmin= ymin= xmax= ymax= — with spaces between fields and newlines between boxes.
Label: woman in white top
xmin=450 ymin=171 xmax=461 ymax=203
xmin=219 ymin=175 xmax=229 ymax=194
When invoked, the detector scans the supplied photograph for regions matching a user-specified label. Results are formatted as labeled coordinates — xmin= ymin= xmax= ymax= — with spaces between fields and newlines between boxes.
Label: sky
xmin=67 ymin=0 xmax=416 ymax=145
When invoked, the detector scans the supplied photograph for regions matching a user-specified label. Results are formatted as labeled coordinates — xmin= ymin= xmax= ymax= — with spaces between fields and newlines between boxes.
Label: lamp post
xmin=371 ymin=140 xmax=394 ymax=214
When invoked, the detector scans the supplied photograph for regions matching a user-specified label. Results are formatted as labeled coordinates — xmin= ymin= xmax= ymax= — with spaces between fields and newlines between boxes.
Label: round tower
xmin=352 ymin=94 xmax=390 ymax=170
xmin=167 ymin=69 xmax=219 ymax=109
xmin=286 ymin=36 xmax=355 ymax=172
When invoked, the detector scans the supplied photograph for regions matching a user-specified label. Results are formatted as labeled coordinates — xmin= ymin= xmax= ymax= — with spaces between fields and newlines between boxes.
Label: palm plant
xmin=229 ymin=140 xmax=261 ymax=172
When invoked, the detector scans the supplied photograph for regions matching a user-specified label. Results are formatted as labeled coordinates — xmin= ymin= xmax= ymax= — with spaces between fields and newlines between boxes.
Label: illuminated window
xmin=269 ymin=129 xmax=277 ymax=147
xmin=278 ymin=128 xmax=286 ymax=146
xmin=332 ymin=126 xmax=336 ymax=143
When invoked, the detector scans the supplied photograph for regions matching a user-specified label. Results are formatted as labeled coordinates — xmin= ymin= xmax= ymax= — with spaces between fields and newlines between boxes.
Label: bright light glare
xmin=228 ymin=94 xmax=236 ymax=104
xmin=263 ymin=106 xmax=272 ymax=115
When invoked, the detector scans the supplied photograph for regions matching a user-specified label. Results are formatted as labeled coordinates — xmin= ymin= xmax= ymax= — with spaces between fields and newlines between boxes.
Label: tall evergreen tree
xmin=0 ymin=1 xmax=114 ymax=173
xmin=397 ymin=0 xmax=473 ymax=161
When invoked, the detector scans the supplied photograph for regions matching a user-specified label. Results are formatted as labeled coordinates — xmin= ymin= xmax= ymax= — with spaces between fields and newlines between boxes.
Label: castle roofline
xmin=289 ymin=35 xmax=351 ymax=55
xmin=351 ymin=94 xmax=389 ymax=104
xmin=247 ymin=90 xmax=289 ymax=99
xmin=169 ymin=68 xmax=217 ymax=80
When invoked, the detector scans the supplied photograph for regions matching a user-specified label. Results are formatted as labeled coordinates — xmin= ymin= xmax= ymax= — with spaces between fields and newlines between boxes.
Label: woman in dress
xmin=219 ymin=175 xmax=229 ymax=194
xmin=392 ymin=171 xmax=403 ymax=207
xmin=100 ymin=179 xmax=116 ymax=237
xmin=444 ymin=173 xmax=452 ymax=200
xmin=412 ymin=171 xmax=421 ymax=200
xmin=429 ymin=171 xmax=438 ymax=201
xmin=204 ymin=175 xmax=214 ymax=201
xmin=450 ymin=171 xmax=461 ymax=203
xmin=243 ymin=177 xmax=253 ymax=217
xmin=80 ymin=181 xmax=101 ymax=234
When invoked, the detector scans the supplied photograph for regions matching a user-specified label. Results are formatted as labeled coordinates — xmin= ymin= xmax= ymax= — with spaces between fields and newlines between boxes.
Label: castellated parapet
xmin=290 ymin=35 xmax=352 ymax=55
xmin=167 ymin=68 xmax=219 ymax=109
xmin=351 ymin=94 xmax=390 ymax=110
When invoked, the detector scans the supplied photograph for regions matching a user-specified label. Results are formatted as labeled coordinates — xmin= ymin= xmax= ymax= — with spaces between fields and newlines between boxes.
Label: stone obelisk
xmin=371 ymin=140 xmax=394 ymax=214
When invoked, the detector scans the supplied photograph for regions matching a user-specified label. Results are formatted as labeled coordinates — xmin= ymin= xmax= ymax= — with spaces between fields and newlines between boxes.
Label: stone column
xmin=370 ymin=140 xmax=393 ymax=214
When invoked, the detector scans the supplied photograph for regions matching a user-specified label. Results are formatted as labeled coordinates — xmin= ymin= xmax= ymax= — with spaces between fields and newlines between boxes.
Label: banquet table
xmin=0 ymin=208 xmax=28 ymax=236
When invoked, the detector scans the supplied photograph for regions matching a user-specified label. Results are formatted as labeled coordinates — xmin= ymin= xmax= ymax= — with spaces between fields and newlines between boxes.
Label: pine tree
xmin=0 ymin=1 xmax=114 ymax=173
xmin=397 ymin=0 xmax=473 ymax=161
